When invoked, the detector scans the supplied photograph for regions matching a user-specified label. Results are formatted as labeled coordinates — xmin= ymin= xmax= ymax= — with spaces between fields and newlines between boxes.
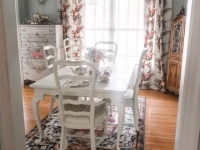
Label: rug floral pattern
xmin=26 ymin=97 xmax=146 ymax=150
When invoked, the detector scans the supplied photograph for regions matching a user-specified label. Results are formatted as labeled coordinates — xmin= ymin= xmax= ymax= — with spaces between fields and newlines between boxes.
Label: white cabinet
xmin=18 ymin=25 xmax=63 ymax=84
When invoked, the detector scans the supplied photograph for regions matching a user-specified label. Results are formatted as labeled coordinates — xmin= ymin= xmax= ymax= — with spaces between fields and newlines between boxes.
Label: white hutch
xmin=17 ymin=0 xmax=63 ymax=85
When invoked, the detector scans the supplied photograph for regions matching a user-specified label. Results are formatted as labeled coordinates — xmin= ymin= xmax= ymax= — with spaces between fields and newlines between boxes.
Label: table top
xmin=30 ymin=58 xmax=136 ymax=94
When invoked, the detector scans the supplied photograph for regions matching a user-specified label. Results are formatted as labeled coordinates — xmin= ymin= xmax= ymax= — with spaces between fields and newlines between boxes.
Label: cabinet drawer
xmin=20 ymin=27 xmax=55 ymax=35
xmin=21 ymin=35 xmax=55 ymax=42
xmin=23 ymin=69 xmax=47 ymax=81
xmin=21 ymin=50 xmax=46 ymax=59
xmin=21 ymin=50 xmax=32 ymax=58
xmin=21 ymin=42 xmax=56 ymax=49
xmin=22 ymin=58 xmax=45 ymax=69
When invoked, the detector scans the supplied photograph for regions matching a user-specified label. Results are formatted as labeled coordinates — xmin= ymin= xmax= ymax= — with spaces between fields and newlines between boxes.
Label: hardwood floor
xmin=22 ymin=87 xmax=178 ymax=150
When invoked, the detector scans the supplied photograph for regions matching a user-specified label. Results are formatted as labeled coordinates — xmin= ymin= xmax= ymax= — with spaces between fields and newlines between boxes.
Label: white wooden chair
xmin=118 ymin=49 xmax=148 ymax=134
xmin=43 ymin=45 xmax=59 ymax=119
xmin=63 ymin=38 xmax=83 ymax=61
xmin=95 ymin=41 xmax=118 ymax=65
xmin=53 ymin=60 xmax=108 ymax=150
xmin=95 ymin=41 xmax=117 ymax=115
xmin=43 ymin=45 xmax=58 ymax=74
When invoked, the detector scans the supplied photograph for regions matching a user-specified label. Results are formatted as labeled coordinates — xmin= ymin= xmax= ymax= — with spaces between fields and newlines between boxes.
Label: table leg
xmin=48 ymin=96 xmax=56 ymax=120
xmin=115 ymin=103 xmax=125 ymax=150
xmin=32 ymin=96 xmax=43 ymax=143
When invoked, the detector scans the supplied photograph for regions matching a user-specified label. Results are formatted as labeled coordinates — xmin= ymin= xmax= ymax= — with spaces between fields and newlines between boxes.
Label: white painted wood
xmin=0 ymin=0 xmax=26 ymax=149
xmin=63 ymin=38 xmax=83 ymax=61
xmin=54 ymin=60 xmax=108 ymax=149
xmin=18 ymin=25 xmax=63 ymax=85
xmin=123 ymin=49 xmax=147 ymax=123
xmin=114 ymin=49 xmax=147 ymax=150
xmin=22 ymin=58 xmax=45 ymax=69
xmin=21 ymin=34 xmax=56 ymax=42
xmin=23 ymin=69 xmax=47 ymax=80
xmin=20 ymin=26 xmax=55 ymax=34
xmin=95 ymin=41 xmax=118 ymax=64
xmin=30 ymin=59 xmax=135 ymax=149
xmin=21 ymin=50 xmax=33 ymax=58
xmin=43 ymin=45 xmax=59 ymax=119
xmin=43 ymin=45 xmax=58 ymax=74
xmin=21 ymin=42 xmax=56 ymax=49
xmin=55 ymin=25 xmax=63 ymax=49
xmin=174 ymin=0 xmax=200 ymax=150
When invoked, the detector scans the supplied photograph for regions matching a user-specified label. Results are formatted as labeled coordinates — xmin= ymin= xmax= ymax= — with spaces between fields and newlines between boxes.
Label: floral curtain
xmin=58 ymin=0 xmax=84 ymax=39
xmin=140 ymin=0 xmax=172 ymax=91
xmin=57 ymin=0 xmax=84 ymax=59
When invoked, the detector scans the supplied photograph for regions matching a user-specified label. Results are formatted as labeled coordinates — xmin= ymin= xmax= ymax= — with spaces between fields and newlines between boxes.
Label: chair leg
xmin=105 ymin=98 xmax=112 ymax=116
xmin=109 ymin=104 xmax=112 ymax=116
xmin=90 ymin=127 xmax=96 ymax=150
xmin=132 ymin=105 xmax=139 ymax=131
xmin=104 ymin=102 xmax=108 ymax=135
xmin=48 ymin=96 xmax=56 ymax=120
xmin=116 ymin=104 xmax=125 ymax=150
xmin=60 ymin=127 xmax=67 ymax=150
xmin=103 ymin=119 xmax=107 ymax=135
xmin=136 ymin=98 xmax=141 ymax=119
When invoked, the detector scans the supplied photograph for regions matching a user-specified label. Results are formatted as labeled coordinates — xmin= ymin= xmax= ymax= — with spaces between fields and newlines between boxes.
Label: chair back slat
xmin=60 ymin=88 xmax=92 ymax=97
xmin=62 ymin=99 xmax=91 ymax=105
xmin=43 ymin=45 xmax=58 ymax=75
xmin=95 ymin=41 xmax=118 ymax=64
xmin=53 ymin=60 xmax=97 ymax=123
xmin=63 ymin=38 xmax=83 ymax=61
xmin=58 ymin=74 xmax=92 ymax=82
xmin=64 ymin=111 xmax=90 ymax=117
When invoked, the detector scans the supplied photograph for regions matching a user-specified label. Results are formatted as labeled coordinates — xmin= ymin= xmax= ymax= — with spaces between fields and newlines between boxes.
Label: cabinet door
xmin=167 ymin=62 xmax=180 ymax=91
xmin=170 ymin=17 xmax=185 ymax=59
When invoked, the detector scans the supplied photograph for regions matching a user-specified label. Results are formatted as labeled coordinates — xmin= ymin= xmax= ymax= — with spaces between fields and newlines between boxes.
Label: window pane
xmin=85 ymin=0 xmax=144 ymax=57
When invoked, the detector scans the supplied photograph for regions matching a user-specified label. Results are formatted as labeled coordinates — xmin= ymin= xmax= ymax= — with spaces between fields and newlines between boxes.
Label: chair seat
xmin=123 ymin=89 xmax=134 ymax=100
xmin=64 ymin=104 xmax=106 ymax=124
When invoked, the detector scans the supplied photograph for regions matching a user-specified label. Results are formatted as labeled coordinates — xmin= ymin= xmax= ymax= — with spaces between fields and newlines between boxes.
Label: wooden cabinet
xmin=166 ymin=15 xmax=185 ymax=94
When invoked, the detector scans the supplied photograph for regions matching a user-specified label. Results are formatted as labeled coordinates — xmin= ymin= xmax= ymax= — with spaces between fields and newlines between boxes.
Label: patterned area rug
xmin=26 ymin=97 xmax=146 ymax=150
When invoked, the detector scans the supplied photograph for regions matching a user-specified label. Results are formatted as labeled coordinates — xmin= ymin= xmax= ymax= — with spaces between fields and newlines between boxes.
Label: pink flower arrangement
xmin=87 ymin=47 xmax=104 ymax=63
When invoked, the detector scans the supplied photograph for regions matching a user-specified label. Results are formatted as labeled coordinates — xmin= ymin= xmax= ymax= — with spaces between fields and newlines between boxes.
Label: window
xmin=84 ymin=0 xmax=144 ymax=57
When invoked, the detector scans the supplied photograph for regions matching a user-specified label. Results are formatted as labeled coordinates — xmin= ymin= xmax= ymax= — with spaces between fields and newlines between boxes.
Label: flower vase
xmin=94 ymin=62 xmax=100 ymax=69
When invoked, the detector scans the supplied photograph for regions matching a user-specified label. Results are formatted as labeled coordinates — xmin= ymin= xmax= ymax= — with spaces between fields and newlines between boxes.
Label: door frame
xmin=0 ymin=0 xmax=26 ymax=150
xmin=174 ymin=0 xmax=200 ymax=149
xmin=0 ymin=0 xmax=200 ymax=150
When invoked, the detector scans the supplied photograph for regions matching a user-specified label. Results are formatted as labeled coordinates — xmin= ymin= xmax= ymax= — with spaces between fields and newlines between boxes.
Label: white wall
xmin=172 ymin=0 xmax=186 ymax=20
xmin=18 ymin=0 xmax=27 ymax=24
xmin=18 ymin=0 xmax=58 ymax=24
xmin=26 ymin=0 xmax=58 ymax=24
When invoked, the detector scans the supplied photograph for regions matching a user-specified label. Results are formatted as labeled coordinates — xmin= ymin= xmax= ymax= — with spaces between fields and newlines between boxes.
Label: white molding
xmin=174 ymin=0 xmax=200 ymax=150
xmin=0 ymin=0 xmax=25 ymax=149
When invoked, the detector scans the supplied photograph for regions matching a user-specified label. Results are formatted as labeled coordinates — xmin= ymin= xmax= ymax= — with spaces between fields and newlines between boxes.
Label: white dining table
xmin=30 ymin=58 xmax=136 ymax=149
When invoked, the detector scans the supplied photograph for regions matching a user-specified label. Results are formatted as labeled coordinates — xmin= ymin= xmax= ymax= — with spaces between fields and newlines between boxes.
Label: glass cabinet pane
xmin=173 ymin=22 xmax=182 ymax=54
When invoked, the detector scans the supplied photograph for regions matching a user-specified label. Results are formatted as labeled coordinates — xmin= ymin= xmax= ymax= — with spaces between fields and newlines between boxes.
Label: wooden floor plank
xmin=22 ymin=88 xmax=178 ymax=150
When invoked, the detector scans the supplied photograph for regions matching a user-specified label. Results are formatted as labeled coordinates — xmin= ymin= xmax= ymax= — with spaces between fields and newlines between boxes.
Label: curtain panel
xmin=140 ymin=0 xmax=172 ymax=91
xmin=58 ymin=0 xmax=172 ymax=91
xmin=59 ymin=0 xmax=84 ymax=39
